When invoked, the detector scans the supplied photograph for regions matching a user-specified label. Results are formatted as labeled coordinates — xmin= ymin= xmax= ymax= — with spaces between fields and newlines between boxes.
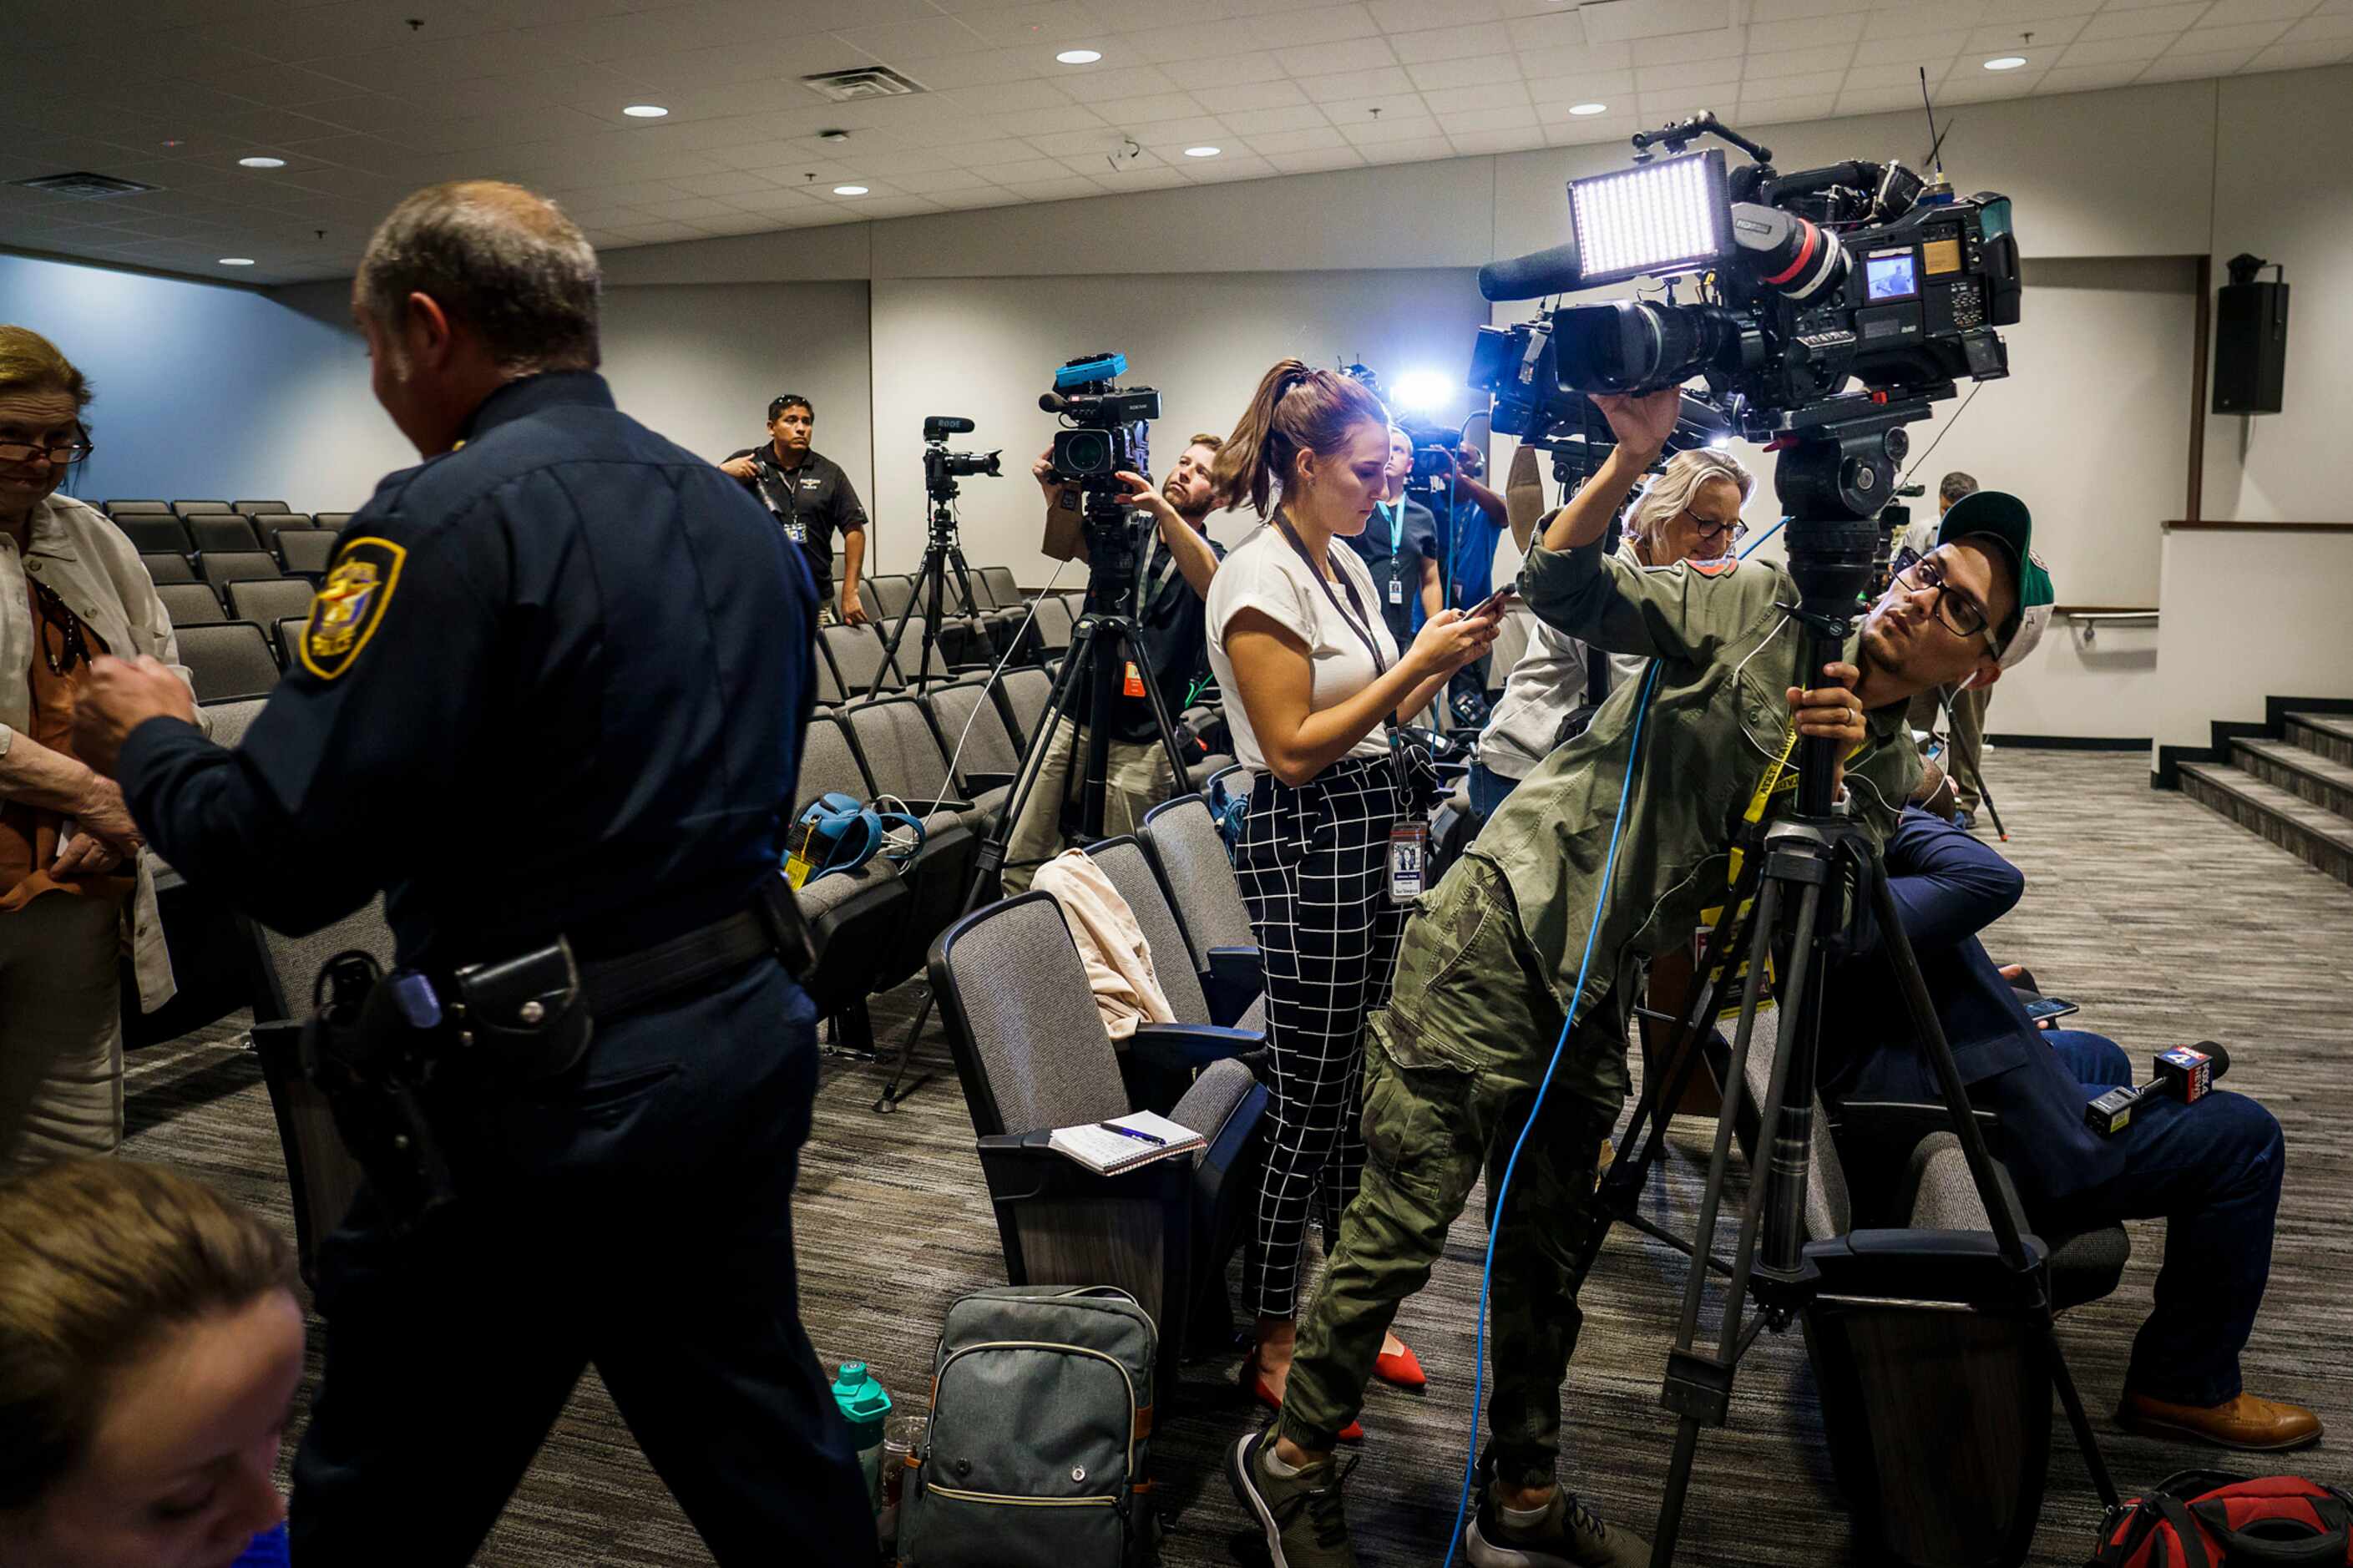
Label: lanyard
xmin=1378 ymin=499 xmax=1406 ymax=594
xmin=1276 ymin=512 xmax=1388 ymax=678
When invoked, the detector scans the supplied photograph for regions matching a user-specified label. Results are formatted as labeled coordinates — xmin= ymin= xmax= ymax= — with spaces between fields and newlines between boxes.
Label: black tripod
xmin=870 ymin=468 xmax=990 ymax=699
xmin=873 ymin=486 xmax=1195 ymax=1110
xmin=1563 ymin=420 xmax=2116 ymax=1563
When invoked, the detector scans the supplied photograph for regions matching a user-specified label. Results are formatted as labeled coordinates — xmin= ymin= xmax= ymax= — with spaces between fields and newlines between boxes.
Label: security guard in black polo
xmin=722 ymin=393 xmax=871 ymax=626
xmin=72 ymin=181 xmax=872 ymax=1565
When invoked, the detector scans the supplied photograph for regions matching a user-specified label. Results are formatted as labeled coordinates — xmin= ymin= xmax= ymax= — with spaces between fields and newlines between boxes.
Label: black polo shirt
xmin=725 ymin=442 xmax=866 ymax=599
xmin=1341 ymin=496 xmax=1439 ymax=650
xmin=1054 ymin=515 xmax=1223 ymax=746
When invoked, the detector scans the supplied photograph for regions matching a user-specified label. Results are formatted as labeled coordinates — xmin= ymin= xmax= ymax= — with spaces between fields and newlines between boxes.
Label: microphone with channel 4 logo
xmin=2085 ymin=1042 xmax=2231 ymax=1137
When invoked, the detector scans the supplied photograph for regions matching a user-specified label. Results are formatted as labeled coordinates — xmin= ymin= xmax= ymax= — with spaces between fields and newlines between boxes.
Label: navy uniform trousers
xmin=288 ymin=958 xmax=869 ymax=1565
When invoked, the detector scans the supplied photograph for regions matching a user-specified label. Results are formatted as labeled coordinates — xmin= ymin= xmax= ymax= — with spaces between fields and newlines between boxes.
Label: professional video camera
xmin=922 ymin=415 xmax=1002 ymax=503
xmin=1041 ymin=353 xmax=1160 ymax=498
xmin=1471 ymin=111 xmax=2020 ymax=513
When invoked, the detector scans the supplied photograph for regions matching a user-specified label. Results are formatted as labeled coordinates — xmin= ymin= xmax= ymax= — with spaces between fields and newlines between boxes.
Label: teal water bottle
xmin=830 ymin=1362 xmax=893 ymax=1507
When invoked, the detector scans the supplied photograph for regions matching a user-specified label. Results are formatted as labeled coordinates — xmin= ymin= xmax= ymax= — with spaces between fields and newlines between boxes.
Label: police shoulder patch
xmin=299 ymin=536 xmax=407 ymax=682
xmin=1688 ymin=555 xmax=1740 ymax=577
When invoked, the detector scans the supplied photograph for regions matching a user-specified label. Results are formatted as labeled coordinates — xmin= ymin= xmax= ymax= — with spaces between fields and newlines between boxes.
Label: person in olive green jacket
xmin=1230 ymin=385 xmax=2033 ymax=1568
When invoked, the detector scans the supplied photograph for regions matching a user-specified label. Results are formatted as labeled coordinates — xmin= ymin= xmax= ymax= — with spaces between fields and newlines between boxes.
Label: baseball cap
xmin=1936 ymin=490 xmax=2054 ymax=669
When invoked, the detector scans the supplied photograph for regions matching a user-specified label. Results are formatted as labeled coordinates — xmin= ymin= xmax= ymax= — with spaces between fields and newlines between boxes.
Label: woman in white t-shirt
xmin=1168 ymin=359 xmax=1495 ymax=1429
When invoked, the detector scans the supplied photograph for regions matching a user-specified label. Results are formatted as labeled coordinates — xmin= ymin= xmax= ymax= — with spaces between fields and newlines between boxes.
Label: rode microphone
xmin=1479 ymin=239 xmax=1586 ymax=303
xmin=2085 ymin=1042 xmax=2231 ymax=1136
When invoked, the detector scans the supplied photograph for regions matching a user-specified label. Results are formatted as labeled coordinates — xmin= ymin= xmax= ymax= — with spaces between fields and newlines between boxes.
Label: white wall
xmin=866 ymin=270 xmax=1490 ymax=584
xmin=2199 ymin=68 xmax=2353 ymax=527
xmin=2156 ymin=526 xmax=2353 ymax=754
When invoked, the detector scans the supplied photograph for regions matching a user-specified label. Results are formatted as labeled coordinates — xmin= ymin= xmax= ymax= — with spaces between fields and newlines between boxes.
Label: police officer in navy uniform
xmin=70 ymin=181 xmax=872 ymax=1564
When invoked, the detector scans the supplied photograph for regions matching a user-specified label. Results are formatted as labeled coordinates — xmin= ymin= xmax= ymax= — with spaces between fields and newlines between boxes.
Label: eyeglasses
xmin=31 ymin=578 xmax=91 ymax=675
xmin=1683 ymin=508 xmax=1748 ymax=547
xmin=0 ymin=439 xmax=94 ymax=466
xmin=1893 ymin=554 xmax=2000 ymax=650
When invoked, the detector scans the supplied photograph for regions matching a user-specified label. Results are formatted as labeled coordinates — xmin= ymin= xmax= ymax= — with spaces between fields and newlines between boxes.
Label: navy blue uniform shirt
xmin=119 ymin=372 xmax=815 ymax=969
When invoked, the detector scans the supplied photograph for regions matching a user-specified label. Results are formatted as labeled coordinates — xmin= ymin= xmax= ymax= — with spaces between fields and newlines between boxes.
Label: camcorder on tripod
xmin=1465 ymin=112 xmax=2116 ymax=1564
xmin=871 ymin=415 xmax=1004 ymax=697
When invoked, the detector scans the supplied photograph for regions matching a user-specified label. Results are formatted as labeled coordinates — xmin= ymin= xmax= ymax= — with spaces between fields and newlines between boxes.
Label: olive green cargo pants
xmin=1275 ymin=856 xmax=1630 ymax=1489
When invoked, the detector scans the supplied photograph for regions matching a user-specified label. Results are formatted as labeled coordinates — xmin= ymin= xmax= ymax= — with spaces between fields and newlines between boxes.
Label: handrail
xmin=2059 ymin=608 xmax=2158 ymax=645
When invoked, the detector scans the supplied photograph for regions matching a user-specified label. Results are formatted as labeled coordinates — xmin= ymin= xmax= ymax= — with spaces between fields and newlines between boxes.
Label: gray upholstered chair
xmin=821 ymin=623 xmax=903 ymax=698
xmin=156 ymin=582 xmax=229 ymax=627
xmin=175 ymin=622 xmax=280 ymax=701
xmin=140 ymin=551 xmax=198 ymax=584
xmin=226 ymin=576 xmax=318 ymax=628
xmin=188 ymin=514 xmax=263 ymax=554
xmin=276 ymin=529 xmax=339 ymax=577
xmin=1139 ymin=795 xmax=1263 ymax=1028
xmin=117 ymin=514 xmax=191 ymax=554
xmin=196 ymin=549 xmax=282 ymax=598
xmin=930 ymin=892 xmax=1266 ymax=1401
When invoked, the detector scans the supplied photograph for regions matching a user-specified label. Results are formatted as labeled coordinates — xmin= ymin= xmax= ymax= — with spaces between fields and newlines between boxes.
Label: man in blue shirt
xmin=72 ymin=181 xmax=872 ymax=1562
xmin=1824 ymin=804 xmax=2316 ymax=1452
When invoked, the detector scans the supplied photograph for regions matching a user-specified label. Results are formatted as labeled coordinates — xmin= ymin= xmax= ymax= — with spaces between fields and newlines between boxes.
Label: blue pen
xmin=1096 ymin=1121 xmax=1166 ymax=1147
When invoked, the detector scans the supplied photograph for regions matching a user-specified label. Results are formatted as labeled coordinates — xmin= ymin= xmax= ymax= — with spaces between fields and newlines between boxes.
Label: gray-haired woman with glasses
xmin=0 ymin=326 xmax=198 ymax=1173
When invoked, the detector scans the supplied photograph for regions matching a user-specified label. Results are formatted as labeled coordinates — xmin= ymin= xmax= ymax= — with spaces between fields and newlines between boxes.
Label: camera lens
xmin=1552 ymin=301 xmax=1740 ymax=393
xmin=1058 ymin=430 xmax=1113 ymax=475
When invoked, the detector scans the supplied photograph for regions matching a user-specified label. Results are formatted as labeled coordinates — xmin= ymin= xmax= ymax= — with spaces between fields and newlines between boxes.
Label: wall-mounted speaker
xmin=2213 ymin=252 xmax=2290 ymax=416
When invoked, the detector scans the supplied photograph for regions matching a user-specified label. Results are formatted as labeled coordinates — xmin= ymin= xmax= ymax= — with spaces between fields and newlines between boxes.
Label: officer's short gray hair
xmin=1625 ymin=448 xmax=1753 ymax=546
xmin=357 ymin=180 xmax=600 ymax=375
xmin=1940 ymin=470 xmax=1980 ymax=507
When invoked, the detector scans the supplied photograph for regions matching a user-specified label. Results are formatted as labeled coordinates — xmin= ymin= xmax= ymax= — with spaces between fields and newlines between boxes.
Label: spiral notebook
xmin=1049 ymin=1110 xmax=1205 ymax=1175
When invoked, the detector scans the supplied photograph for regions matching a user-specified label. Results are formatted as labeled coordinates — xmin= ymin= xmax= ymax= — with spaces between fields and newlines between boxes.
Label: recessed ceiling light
xmin=238 ymin=155 xmax=286 ymax=169
xmin=218 ymin=257 xmax=256 ymax=266
xmin=833 ymin=185 xmax=869 ymax=195
xmin=1983 ymin=55 xmax=2027 ymax=69
xmin=1569 ymin=102 xmax=1609 ymax=116
xmin=622 ymin=104 xmax=669 ymax=117
xmin=1055 ymin=48 xmax=1101 ymax=64
xmin=1183 ymin=145 xmax=1221 ymax=158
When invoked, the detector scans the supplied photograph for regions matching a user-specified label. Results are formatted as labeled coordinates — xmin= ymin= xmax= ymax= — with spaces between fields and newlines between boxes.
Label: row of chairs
xmin=117 ymin=510 xmax=338 ymax=566
xmin=104 ymin=498 xmax=354 ymax=525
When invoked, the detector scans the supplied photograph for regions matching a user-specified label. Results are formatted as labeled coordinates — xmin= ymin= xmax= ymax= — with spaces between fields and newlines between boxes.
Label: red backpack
xmin=2092 ymin=1470 xmax=2353 ymax=1567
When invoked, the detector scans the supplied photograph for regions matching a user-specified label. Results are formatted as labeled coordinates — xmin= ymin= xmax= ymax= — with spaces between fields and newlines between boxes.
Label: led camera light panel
xmin=1566 ymin=149 xmax=1733 ymax=288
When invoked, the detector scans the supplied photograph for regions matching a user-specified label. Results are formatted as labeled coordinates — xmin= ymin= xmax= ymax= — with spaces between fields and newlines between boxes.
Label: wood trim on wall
xmin=2163 ymin=520 xmax=2353 ymax=534
xmin=2186 ymin=252 xmax=2209 ymax=525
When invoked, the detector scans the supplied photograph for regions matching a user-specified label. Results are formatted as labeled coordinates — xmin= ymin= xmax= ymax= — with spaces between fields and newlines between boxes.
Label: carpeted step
xmin=2285 ymin=711 xmax=2353 ymax=768
xmin=2179 ymin=759 xmax=2353 ymax=888
xmin=2233 ymin=736 xmax=2353 ymax=823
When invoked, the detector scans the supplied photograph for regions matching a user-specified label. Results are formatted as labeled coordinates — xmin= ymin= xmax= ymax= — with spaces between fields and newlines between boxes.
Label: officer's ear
xmin=400 ymin=291 xmax=457 ymax=372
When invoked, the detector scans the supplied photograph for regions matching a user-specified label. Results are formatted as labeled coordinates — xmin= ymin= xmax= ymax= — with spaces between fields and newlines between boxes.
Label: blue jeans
xmin=2038 ymin=1029 xmax=2285 ymax=1407
xmin=1467 ymin=760 xmax=1520 ymax=822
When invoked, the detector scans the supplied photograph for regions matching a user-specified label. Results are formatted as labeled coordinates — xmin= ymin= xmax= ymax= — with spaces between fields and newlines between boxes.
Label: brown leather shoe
xmin=2117 ymin=1390 xmax=2324 ymax=1451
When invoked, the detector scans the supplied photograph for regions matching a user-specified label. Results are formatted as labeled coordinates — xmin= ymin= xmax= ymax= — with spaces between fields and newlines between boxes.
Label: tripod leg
xmin=2047 ymin=1325 xmax=2122 ymax=1510
xmin=872 ymin=549 xmax=934 ymax=701
xmin=1116 ymin=620 xmax=1197 ymax=812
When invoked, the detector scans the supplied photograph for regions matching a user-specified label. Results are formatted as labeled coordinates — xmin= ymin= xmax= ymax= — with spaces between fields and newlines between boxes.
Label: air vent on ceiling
xmin=13 ymin=171 xmax=157 ymax=200
xmin=802 ymin=66 xmax=927 ymax=102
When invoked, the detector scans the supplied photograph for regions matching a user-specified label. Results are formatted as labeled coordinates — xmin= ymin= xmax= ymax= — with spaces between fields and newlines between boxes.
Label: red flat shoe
xmin=1373 ymin=1339 xmax=1427 ymax=1389
xmin=1244 ymin=1364 xmax=1364 ymax=1442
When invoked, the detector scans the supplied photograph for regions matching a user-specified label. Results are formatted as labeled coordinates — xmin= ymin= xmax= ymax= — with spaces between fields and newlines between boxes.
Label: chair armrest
xmin=1128 ymin=1023 xmax=1263 ymax=1072
xmin=974 ymin=1131 xmax=1194 ymax=1203
xmin=1202 ymin=945 xmax=1263 ymax=1029
xmin=963 ymin=771 xmax=1015 ymax=794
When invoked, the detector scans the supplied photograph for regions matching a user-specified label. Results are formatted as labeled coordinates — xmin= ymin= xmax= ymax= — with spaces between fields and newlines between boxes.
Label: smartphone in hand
xmin=1468 ymin=583 xmax=1521 ymax=620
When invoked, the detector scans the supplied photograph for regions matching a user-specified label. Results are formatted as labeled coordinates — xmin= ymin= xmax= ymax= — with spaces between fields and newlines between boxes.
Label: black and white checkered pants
xmin=1236 ymin=754 xmax=1409 ymax=1320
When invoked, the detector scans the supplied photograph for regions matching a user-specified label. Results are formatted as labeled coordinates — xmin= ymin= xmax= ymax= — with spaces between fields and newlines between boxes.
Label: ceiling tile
xmin=1389 ymin=23 xmax=1518 ymax=63
xmin=2032 ymin=59 xmax=2156 ymax=88
xmin=2246 ymin=34 xmax=2353 ymax=62
xmin=1244 ymin=124 xmax=1352 ymax=151
xmin=1630 ymin=25 xmax=1749 ymax=64
xmin=1747 ymin=15 xmax=1868 ymax=50
xmin=2057 ymin=33 xmax=2172 ymax=61
xmin=1743 ymin=66 xmax=1848 ymax=93
xmin=1262 ymin=145 xmax=1367 ymax=172
xmin=1161 ymin=53 xmax=1292 ymax=88
xmin=1420 ymin=80 xmax=1532 ymax=113
xmin=1364 ymin=0 xmax=1508 ymax=28
xmin=2198 ymin=0 xmax=2323 ymax=22
xmin=885 ymin=50 xmax=1045 ymax=91
xmin=1738 ymin=89 xmax=1841 ymax=119
xmin=1404 ymin=53 xmax=1524 ymax=90
xmin=1438 ymin=103 xmax=1541 ymax=132
xmin=1272 ymin=35 xmax=1404 ymax=74
xmin=1245 ymin=5 xmax=1387 ymax=51
xmin=1026 ymin=126 xmax=1140 ymax=155
xmin=1865 ymin=4 xmax=1989 ymax=38
xmin=1299 ymin=66 xmax=1421 ymax=101
xmin=1523 ymin=67 xmax=1639 ymax=99
xmin=2079 ymin=2 xmax=2213 ymax=38
xmin=2283 ymin=9 xmax=2353 ymax=38
xmin=1192 ymin=79 xmax=1314 ymax=112
xmin=834 ymin=16 xmax=994 ymax=62
xmin=953 ymin=2 xmax=1116 ymax=48
xmin=1055 ymin=64 xmax=1184 ymax=102
xmin=2166 ymin=18 xmax=2297 ymax=48
xmin=1221 ymin=104 xmax=1341 ymax=133
xmin=1338 ymin=109 xmax=1442 ymax=141
xmin=992 ymin=156 xmax=1085 ymax=182
xmin=1002 ymin=175 xmax=1111 ymax=200
xmin=1634 ymin=56 xmax=1743 ymax=88
xmin=1514 ymin=39 xmax=1636 ymax=74
xmin=1118 ymin=21 xmax=1248 ymax=63
xmin=890 ymin=166 xmax=1012 ymax=193
xmin=1445 ymin=125 xmax=1550 ymax=153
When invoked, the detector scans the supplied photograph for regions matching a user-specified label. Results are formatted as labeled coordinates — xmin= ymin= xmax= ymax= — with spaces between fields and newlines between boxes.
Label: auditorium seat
xmin=173 ymin=500 xmax=234 ymax=518
xmin=1083 ymin=835 xmax=1266 ymax=1100
xmin=929 ymin=889 xmax=1266 ymax=1408
xmin=156 ymin=582 xmax=230 ymax=628
xmin=787 ymin=712 xmax=911 ymax=1041
xmin=188 ymin=515 xmax=263 ymax=554
xmin=1141 ymin=796 xmax=1263 ymax=1029
xmin=275 ymin=617 xmax=308 ymax=668
xmin=227 ymin=577 xmax=317 ymax=628
xmin=231 ymin=499 xmax=289 ymax=518
xmin=922 ymin=678 xmax=1025 ymax=797
xmin=199 ymin=695 xmax=268 ymax=747
xmin=276 ymin=529 xmax=338 ymax=577
xmin=848 ymin=695 xmax=1004 ymax=833
xmin=868 ymin=574 xmax=913 ymax=620
xmin=979 ymin=565 xmax=1022 ymax=609
xmin=198 ymin=550 xmax=283 ymax=597
xmin=252 ymin=513 xmax=314 ymax=550
xmin=1029 ymin=594 xmax=1075 ymax=654
xmin=995 ymin=666 xmax=1055 ymax=748
xmin=175 ymin=621 xmax=280 ymax=701
xmin=105 ymin=499 xmax=171 ymax=516
xmin=842 ymin=698 xmax=981 ymax=988
xmin=821 ymin=623 xmax=903 ymax=700
xmin=140 ymin=552 xmax=198 ymax=585
xmin=313 ymin=512 xmax=355 ymax=531
xmin=116 ymin=515 xmax=191 ymax=554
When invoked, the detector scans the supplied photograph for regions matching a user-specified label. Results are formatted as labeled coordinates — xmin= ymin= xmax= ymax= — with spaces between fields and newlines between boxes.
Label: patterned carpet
xmin=124 ymin=748 xmax=2353 ymax=1565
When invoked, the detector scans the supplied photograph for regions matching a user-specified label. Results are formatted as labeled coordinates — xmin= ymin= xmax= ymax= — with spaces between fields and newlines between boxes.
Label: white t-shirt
xmin=1207 ymin=521 xmax=1400 ymax=776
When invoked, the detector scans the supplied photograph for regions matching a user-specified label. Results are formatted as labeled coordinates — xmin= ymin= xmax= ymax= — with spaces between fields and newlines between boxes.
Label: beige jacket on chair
xmin=1033 ymin=849 xmax=1176 ymax=1041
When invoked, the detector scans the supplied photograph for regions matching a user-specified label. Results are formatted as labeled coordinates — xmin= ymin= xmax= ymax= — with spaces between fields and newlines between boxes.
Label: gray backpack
xmin=898 ymin=1285 xmax=1159 ymax=1567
